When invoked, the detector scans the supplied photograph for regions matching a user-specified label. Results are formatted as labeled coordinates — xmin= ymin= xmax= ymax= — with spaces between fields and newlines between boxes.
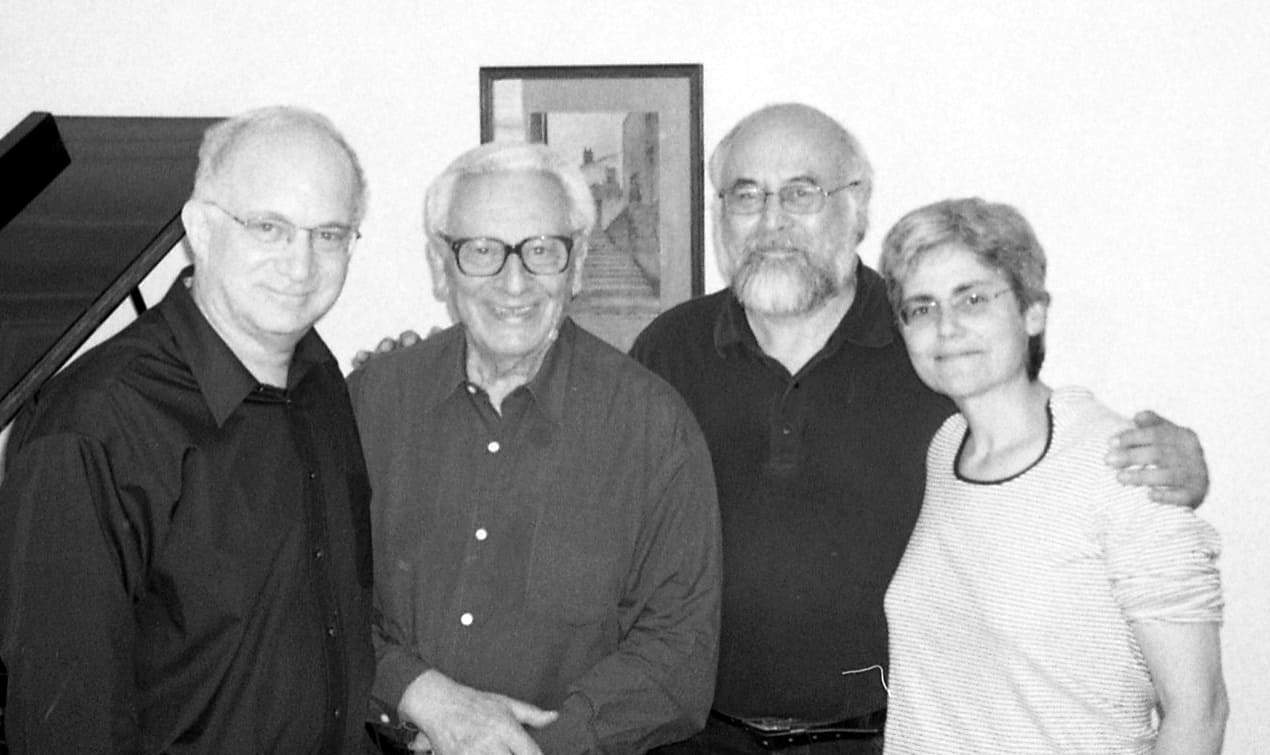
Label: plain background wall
xmin=2 ymin=1 xmax=1267 ymax=749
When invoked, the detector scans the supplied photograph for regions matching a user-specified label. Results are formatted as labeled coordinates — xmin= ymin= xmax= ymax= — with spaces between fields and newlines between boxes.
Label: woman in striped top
xmin=876 ymin=198 xmax=1226 ymax=754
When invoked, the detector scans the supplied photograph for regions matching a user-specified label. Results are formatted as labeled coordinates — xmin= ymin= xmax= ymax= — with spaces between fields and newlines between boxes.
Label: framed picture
xmin=480 ymin=64 xmax=704 ymax=351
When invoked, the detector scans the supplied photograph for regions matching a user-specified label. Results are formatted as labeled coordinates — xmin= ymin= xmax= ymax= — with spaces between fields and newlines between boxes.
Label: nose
xmin=275 ymin=230 xmax=317 ymax=282
xmin=935 ymin=304 xmax=962 ymax=337
xmin=758 ymin=191 xmax=790 ymax=231
xmin=497 ymin=252 xmax=530 ymax=294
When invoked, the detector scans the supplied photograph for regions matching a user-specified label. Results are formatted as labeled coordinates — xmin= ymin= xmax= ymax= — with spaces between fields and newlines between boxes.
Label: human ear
xmin=425 ymin=239 xmax=450 ymax=302
xmin=1024 ymin=299 xmax=1048 ymax=336
xmin=569 ymin=240 xmax=589 ymax=297
xmin=181 ymin=201 xmax=212 ymax=266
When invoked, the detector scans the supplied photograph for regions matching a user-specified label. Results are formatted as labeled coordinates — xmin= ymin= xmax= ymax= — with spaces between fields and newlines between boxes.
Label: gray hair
xmin=424 ymin=141 xmax=597 ymax=239
xmin=708 ymin=103 xmax=874 ymax=243
xmin=191 ymin=105 xmax=368 ymax=223
xmin=880 ymin=197 xmax=1051 ymax=379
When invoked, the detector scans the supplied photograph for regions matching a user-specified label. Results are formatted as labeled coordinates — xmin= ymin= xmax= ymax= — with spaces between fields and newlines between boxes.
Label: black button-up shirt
xmin=0 ymin=270 xmax=373 ymax=753
xmin=632 ymin=262 xmax=954 ymax=722
xmin=349 ymin=319 xmax=721 ymax=753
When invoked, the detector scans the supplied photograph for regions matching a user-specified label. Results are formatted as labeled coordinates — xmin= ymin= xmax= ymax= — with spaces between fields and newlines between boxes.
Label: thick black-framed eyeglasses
xmin=441 ymin=234 xmax=574 ymax=277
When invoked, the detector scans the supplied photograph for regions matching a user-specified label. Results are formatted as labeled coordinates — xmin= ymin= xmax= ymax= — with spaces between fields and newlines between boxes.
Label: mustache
xmin=741 ymin=235 xmax=809 ymax=259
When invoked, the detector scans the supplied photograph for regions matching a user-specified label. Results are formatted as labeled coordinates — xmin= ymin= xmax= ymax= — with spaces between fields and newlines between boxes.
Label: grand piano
xmin=0 ymin=112 xmax=216 ymax=750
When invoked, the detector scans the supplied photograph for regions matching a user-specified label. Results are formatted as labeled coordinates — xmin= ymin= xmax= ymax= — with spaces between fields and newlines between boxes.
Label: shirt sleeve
xmin=368 ymin=599 xmax=435 ymax=724
xmin=532 ymin=405 xmax=723 ymax=753
xmin=0 ymin=432 xmax=145 ymax=753
xmin=1100 ymin=478 xmax=1224 ymax=624
xmin=347 ymin=366 xmax=438 ymax=727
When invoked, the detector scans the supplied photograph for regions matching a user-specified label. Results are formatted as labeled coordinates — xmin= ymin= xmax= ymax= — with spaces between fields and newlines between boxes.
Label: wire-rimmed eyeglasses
xmin=898 ymin=287 xmax=1014 ymax=328
xmin=202 ymin=201 xmax=361 ymax=255
xmin=718 ymin=179 xmax=860 ymax=215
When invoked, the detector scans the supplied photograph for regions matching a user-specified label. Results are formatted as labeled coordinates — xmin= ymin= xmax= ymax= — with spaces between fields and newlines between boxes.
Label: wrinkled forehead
xmin=721 ymin=117 xmax=846 ymax=188
xmin=446 ymin=170 xmax=572 ymax=238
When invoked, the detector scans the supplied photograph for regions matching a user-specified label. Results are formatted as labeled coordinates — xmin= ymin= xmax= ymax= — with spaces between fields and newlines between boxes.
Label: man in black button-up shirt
xmin=0 ymin=106 xmax=373 ymax=753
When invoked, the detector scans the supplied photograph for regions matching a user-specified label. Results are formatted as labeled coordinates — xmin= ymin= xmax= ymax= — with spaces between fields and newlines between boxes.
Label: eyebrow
xmin=729 ymin=173 xmax=820 ymax=187
xmin=242 ymin=209 xmax=354 ymax=228
xmin=901 ymin=279 xmax=998 ymax=303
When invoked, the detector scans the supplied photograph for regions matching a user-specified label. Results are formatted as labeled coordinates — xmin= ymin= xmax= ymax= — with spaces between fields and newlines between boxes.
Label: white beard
xmin=732 ymin=247 xmax=837 ymax=316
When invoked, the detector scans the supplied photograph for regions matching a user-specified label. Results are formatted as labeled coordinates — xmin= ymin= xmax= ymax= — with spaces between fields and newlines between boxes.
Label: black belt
xmin=710 ymin=708 xmax=886 ymax=750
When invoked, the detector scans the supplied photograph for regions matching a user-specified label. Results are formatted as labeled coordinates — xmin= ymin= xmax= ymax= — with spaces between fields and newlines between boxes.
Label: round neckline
xmin=953 ymin=399 xmax=1054 ymax=485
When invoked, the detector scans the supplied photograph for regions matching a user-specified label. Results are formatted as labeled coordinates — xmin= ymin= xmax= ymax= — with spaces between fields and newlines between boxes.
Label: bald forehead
xmin=720 ymin=108 xmax=850 ymax=187
xmin=222 ymin=125 xmax=350 ymax=181
xmin=216 ymin=124 xmax=358 ymax=223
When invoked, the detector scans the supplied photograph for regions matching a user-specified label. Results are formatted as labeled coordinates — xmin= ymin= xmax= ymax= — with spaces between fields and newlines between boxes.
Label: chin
xmin=930 ymin=370 xmax=996 ymax=402
xmin=475 ymin=322 xmax=552 ymax=354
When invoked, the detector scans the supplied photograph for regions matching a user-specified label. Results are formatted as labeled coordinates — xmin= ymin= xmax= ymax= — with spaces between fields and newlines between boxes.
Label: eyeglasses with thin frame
xmin=202 ymin=201 xmax=361 ymax=256
xmin=898 ymin=286 xmax=1014 ymax=328
xmin=440 ymin=234 xmax=574 ymax=277
xmin=718 ymin=179 xmax=860 ymax=216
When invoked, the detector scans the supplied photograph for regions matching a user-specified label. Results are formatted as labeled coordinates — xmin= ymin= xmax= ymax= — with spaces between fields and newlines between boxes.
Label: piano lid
xmin=0 ymin=113 xmax=218 ymax=429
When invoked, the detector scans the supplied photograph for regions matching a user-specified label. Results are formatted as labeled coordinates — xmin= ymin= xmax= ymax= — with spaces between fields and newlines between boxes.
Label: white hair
xmin=423 ymin=141 xmax=596 ymax=239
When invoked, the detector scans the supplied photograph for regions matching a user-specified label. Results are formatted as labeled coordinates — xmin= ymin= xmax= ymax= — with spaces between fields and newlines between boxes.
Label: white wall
xmin=3 ymin=1 xmax=1267 ymax=748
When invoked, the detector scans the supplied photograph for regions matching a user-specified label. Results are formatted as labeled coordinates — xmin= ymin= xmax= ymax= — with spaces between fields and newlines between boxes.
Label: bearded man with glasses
xmin=350 ymin=142 xmax=721 ymax=755
xmin=0 ymin=106 xmax=373 ymax=753
xmin=633 ymin=103 xmax=1212 ymax=753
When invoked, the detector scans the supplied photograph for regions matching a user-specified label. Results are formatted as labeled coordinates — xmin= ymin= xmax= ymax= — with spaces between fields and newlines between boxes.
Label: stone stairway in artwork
xmin=578 ymin=229 xmax=658 ymax=312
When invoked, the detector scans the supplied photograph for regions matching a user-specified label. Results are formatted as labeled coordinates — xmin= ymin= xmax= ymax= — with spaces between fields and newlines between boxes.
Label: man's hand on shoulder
xmin=350 ymin=329 xmax=429 ymax=371
xmin=398 ymin=669 xmax=558 ymax=755
xmin=1106 ymin=410 xmax=1209 ymax=508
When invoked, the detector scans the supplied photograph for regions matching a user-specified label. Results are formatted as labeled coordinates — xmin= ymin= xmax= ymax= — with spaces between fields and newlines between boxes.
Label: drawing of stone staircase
xmin=577 ymin=214 xmax=659 ymax=313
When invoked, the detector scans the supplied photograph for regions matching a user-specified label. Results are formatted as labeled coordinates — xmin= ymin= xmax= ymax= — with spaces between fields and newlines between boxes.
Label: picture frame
xmin=479 ymin=64 xmax=704 ymax=351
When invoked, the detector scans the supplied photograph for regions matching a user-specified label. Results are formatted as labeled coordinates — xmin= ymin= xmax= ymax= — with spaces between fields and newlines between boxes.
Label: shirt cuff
xmin=530 ymin=693 xmax=599 ymax=754
xmin=370 ymin=644 xmax=433 ymax=726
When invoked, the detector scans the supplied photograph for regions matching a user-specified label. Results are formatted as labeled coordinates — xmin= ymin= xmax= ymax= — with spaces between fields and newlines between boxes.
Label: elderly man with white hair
xmin=351 ymin=141 xmax=721 ymax=755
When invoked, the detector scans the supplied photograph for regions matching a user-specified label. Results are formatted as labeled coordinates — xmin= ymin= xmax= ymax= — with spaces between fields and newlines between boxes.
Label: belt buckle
xmin=715 ymin=710 xmax=886 ymax=750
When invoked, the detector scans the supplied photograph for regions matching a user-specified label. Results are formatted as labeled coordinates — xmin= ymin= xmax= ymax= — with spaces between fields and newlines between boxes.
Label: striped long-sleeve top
xmin=883 ymin=386 xmax=1222 ymax=754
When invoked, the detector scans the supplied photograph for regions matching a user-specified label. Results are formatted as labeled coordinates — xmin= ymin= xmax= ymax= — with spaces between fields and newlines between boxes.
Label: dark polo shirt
xmin=631 ymin=262 xmax=953 ymax=722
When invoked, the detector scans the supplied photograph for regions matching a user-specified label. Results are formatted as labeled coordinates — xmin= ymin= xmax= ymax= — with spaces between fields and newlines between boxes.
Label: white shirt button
xmin=487 ymin=441 xmax=500 ymax=453
xmin=460 ymin=612 xmax=474 ymax=626
xmin=466 ymin=384 xmax=477 ymax=394
xmin=475 ymin=528 xmax=488 ymax=541
xmin=380 ymin=713 xmax=391 ymax=724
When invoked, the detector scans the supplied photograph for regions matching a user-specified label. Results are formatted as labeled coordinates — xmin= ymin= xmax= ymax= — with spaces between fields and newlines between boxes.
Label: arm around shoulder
xmin=1107 ymin=410 xmax=1209 ymax=507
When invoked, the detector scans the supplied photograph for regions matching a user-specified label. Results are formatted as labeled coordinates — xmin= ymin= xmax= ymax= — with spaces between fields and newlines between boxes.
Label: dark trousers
xmin=649 ymin=715 xmax=884 ymax=755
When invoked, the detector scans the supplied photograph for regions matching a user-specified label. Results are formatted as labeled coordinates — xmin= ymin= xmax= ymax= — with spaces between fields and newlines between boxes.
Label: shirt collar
xmin=713 ymin=259 xmax=897 ymax=359
xmin=521 ymin=317 xmax=574 ymax=427
xmin=427 ymin=317 xmax=575 ymax=428
xmin=159 ymin=266 xmax=327 ymax=426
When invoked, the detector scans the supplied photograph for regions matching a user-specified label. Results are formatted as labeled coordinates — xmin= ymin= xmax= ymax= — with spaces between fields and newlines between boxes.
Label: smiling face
xmin=429 ymin=170 xmax=578 ymax=376
xmin=715 ymin=110 xmax=861 ymax=315
xmin=184 ymin=125 xmax=357 ymax=358
xmin=899 ymin=243 xmax=1047 ymax=404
